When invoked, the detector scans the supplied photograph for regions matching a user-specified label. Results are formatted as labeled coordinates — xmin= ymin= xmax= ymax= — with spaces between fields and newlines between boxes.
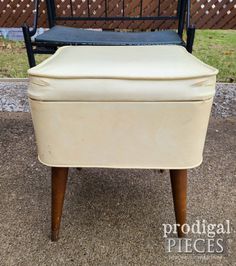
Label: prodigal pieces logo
xmin=163 ymin=220 xmax=231 ymax=254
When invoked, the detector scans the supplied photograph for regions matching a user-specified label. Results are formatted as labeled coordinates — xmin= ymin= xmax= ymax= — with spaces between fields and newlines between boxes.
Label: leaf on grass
xmin=223 ymin=50 xmax=234 ymax=55
xmin=6 ymin=43 xmax=12 ymax=49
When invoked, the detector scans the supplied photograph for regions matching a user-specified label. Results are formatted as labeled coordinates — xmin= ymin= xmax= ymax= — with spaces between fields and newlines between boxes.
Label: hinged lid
xmin=29 ymin=45 xmax=218 ymax=80
xmin=28 ymin=45 xmax=218 ymax=102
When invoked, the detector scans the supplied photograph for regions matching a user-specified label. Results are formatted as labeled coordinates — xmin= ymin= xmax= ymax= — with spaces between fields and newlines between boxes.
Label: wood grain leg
xmin=51 ymin=167 xmax=68 ymax=241
xmin=170 ymin=169 xmax=187 ymax=238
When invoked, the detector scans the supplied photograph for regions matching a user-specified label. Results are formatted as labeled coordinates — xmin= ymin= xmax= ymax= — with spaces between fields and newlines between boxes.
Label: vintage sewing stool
xmin=28 ymin=46 xmax=218 ymax=241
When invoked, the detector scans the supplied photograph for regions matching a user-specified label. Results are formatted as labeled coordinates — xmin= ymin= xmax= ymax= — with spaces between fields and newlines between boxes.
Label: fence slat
xmin=0 ymin=0 xmax=235 ymax=29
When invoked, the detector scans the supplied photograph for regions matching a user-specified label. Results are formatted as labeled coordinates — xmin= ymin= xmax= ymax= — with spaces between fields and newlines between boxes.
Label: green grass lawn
xmin=0 ymin=30 xmax=235 ymax=82
xmin=193 ymin=30 xmax=236 ymax=82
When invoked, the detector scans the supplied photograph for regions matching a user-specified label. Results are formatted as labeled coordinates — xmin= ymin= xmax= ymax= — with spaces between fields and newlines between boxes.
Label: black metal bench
xmin=22 ymin=0 xmax=195 ymax=67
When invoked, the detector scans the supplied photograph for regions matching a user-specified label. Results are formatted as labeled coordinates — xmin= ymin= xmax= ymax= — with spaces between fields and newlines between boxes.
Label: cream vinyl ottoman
xmin=28 ymin=45 xmax=218 ymax=241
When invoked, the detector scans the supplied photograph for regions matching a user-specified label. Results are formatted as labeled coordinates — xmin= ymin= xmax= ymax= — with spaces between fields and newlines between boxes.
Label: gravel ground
xmin=0 ymin=81 xmax=28 ymax=112
xmin=0 ymin=81 xmax=236 ymax=117
xmin=213 ymin=83 xmax=236 ymax=117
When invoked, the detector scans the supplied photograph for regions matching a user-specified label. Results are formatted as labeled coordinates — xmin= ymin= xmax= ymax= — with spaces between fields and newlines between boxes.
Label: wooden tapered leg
xmin=51 ymin=167 xmax=68 ymax=241
xmin=170 ymin=169 xmax=187 ymax=238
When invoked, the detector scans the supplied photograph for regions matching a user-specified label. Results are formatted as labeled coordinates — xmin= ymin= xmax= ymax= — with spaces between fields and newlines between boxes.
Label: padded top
xmin=28 ymin=46 xmax=218 ymax=102
xmin=35 ymin=26 xmax=183 ymax=46
xmin=29 ymin=45 xmax=217 ymax=79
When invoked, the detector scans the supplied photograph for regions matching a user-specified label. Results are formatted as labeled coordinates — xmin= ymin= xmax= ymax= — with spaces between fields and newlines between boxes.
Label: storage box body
xmin=30 ymin=98 xmax=213 ymax=168
xmin=28 ymin=46 xmax=218 ymax=169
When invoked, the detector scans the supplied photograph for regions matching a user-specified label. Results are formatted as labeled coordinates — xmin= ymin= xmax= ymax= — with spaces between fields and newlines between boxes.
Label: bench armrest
xmin=186 ymin=0 xmax=191 ymax=29
xmin=186 ymin=0 xmax=196 ymax=53
xmin=23 ymin=0 xmax=40 ymax=37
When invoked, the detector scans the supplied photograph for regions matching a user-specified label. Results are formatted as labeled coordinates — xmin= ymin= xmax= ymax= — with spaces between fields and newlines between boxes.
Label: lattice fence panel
xmin=0 ymin=0 xmax=236 ymax=29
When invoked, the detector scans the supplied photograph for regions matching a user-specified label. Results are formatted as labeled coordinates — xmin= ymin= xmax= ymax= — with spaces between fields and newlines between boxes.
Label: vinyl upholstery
xmin=28 ymin=46 xmax=218 ymax=102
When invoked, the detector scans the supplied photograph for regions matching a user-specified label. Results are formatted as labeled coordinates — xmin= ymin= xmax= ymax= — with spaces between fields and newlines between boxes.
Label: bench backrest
xmin=45 ymin=0 xmax=187 ymax=36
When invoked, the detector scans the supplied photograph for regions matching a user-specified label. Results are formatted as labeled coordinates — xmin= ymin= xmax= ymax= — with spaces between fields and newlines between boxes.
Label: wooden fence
xmin=0 ymin=0 xmax=236 ymax=30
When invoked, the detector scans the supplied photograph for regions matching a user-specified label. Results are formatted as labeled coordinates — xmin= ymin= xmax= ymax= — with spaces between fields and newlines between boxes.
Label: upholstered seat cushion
xmin=28 ymin=45 xmax=218 ymax=102
xmin=35 ymin=26 xmax=183 ymax=46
